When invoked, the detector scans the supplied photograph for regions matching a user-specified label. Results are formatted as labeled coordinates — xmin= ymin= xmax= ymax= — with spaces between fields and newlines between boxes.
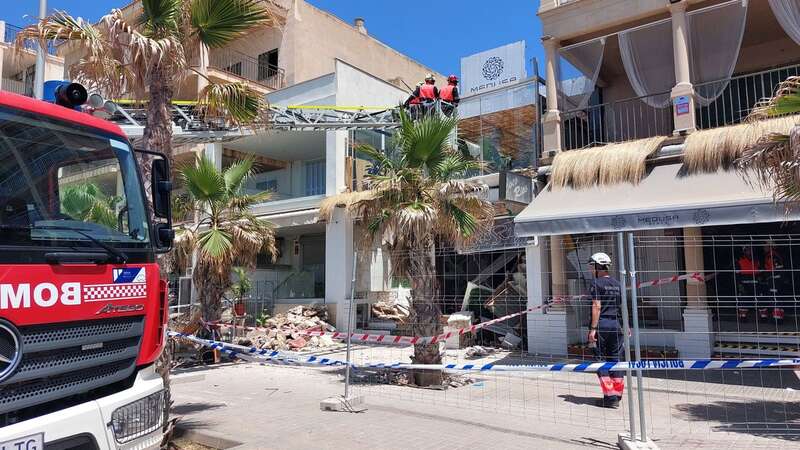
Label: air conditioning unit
xmin=178 ymin=276 xmax=193 ymax=308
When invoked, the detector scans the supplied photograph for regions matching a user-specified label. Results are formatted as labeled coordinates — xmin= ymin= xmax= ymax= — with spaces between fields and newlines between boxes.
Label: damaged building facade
xmin=517 ymin=0 xmax=800 ymax=359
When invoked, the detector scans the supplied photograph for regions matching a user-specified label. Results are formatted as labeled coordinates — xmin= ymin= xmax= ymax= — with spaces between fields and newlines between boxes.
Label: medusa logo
xmin=482 ymin=56 xmax=504 ymax=81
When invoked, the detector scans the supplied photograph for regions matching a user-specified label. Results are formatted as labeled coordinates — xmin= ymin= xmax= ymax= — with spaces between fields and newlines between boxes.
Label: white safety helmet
xmin=588 ymin=252 xmax=612 ymax=267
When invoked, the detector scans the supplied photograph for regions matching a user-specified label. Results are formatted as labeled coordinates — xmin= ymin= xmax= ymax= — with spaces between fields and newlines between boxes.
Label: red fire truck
xmin=0 ymin=85 xmax=173 ymax=449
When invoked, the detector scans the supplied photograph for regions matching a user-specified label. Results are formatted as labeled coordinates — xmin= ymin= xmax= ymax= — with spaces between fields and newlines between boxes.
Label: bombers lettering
xmin=0 ymin=283 xmax=81 ymax=309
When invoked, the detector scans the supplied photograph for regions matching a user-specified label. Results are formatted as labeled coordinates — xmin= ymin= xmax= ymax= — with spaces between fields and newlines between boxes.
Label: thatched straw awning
xmin=684 ymin=116 xmax=799 ymax=174
xmin=515 ymin=163 xmax=800 ymax=237
xmin=550 ymin=137 xmax=666 ymax=189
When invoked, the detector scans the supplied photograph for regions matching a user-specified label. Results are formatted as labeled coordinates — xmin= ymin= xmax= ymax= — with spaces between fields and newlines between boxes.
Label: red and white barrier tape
xmin=637 ymin=272 xmax=705 ymax=288
xmin=206 ymin=271 xmax=707 ymax=345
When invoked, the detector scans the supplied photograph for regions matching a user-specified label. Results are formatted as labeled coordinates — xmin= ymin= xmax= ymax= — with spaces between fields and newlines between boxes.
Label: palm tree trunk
xmin=408 ymin=245 xmax=443 ymax=386
xmin=142 ymin=63 xmax=175 ymax=159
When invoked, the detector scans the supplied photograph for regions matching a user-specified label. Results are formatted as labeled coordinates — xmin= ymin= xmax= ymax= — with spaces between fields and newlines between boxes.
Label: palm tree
xmin=60 ymin=182 xmax=121 ymax=229
xmin=320 ymin=110 xmax=493 ymax=384
xmin=169 ymin=156 xmax=276 ymax=324
xmin=736 ymin=76 xmax=800 ymax=201
xmin=16 ymin=0 xmax=276 ymax=160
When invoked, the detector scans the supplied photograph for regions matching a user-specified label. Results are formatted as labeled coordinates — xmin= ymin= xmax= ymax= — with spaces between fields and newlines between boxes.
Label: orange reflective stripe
xmin=440 ymin=85 xmax=455 ymax=101
xmin=419 ymin=84 xmax=436 ymax=100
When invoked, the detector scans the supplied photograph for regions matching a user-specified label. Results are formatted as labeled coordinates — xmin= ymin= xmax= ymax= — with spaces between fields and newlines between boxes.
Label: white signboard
xmin=461 ymin=41 xmax=527 ymax=96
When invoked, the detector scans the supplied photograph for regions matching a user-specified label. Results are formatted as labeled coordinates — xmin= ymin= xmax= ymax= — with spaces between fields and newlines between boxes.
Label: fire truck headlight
xmin=109 ymin=390 xmax=165 ymax=443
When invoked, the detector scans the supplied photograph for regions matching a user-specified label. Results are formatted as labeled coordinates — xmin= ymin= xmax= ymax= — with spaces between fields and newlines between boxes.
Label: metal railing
xmin=1 ymin=78 xmax=30 ymax=96
xmin=4 ymin=23 xmax=58 ymax=55
xmin=561 ymin=91 xmax=674 ymax=150
xmin=559 ymin=63 xmax=800 ymax=150
xmin=695 ymin=63 xmax=800 ymax=130
xmin=208 ymin=49 xmax=285 ymax=90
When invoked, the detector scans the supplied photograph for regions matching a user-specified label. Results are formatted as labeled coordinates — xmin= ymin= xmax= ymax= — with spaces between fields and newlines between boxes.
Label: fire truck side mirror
xmin=152 ymin=158 xmax=172 ymax=220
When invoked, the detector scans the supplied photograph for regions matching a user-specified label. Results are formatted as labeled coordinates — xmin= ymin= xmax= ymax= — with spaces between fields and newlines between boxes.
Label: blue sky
xmin=1 ymin=1 xmax=544 ymax=78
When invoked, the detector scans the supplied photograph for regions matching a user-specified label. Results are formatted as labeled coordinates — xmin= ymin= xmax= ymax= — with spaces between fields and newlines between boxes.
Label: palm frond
xmin=223 ymin=158 xmax=254 ymax=194
xmin=140 ymin=0 xmax=182 ymax=37
xmin=189 ymin=0 xmax=276 ymax=48
xmin=199 ymin=81 xmax=264 ymax=125
xmin=179 ymin=155 xmax=226 ymax=202
xmin=198 ymin=227 xmax=233 ymax=259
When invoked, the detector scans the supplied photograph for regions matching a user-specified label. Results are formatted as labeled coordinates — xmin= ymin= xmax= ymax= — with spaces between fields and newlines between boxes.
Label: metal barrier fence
xmin=176 ymin=231 xmax=800 ymax=447
xmin=339 ymin=234 xmax=800 ymax=447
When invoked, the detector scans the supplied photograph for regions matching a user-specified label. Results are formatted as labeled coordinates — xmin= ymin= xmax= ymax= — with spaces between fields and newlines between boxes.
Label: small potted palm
xmin=231 ymin=267 xmax=252 ymax=317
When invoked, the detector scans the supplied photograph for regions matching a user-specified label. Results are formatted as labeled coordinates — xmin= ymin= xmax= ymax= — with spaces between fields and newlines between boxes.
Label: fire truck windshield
xmin=0 ymin=106 xmax=150 ymax=259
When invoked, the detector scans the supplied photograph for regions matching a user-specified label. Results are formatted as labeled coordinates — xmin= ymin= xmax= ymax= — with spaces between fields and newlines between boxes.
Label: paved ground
xmin=170 ymin=345 xmax=800 ymax=449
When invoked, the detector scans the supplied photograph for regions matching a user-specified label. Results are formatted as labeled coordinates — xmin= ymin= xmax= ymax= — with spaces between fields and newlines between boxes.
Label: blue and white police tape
xmin=169 ymin=331 xmax=800 ymax=373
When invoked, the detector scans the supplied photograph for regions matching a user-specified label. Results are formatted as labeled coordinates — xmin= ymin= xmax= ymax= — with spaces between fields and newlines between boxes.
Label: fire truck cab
xmin=0 ymin=87 xmax=172 ymax=449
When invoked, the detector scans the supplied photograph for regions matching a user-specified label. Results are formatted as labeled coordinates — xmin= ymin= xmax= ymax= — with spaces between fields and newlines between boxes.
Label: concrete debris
xmin=371 ymin=301 xmax=410 ymax=323
xmin=465 ymin=345 xmax=495 ymax=359
xmin=243 ymin=305 xmax=337 ymax=351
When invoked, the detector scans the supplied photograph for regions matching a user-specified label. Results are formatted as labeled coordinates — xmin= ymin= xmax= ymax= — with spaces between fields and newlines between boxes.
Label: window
xmin=0 ymin=107 xmax=150 ymax=258
xmin=256 ymin=179 xmax=278 ymax=192
xmin=304 ymin=160 xmax=325 ymax=196
xmin=257 ymin=49 xmax=279 ymax=81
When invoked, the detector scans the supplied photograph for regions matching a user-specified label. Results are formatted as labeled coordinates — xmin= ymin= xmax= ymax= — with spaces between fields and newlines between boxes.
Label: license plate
xmin=0 ymin=433 xmax=43 ymax=450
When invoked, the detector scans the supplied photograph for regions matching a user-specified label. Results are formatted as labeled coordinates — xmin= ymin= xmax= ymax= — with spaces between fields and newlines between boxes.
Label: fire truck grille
xmin=0 ymin=317 xmax=144 ymax=418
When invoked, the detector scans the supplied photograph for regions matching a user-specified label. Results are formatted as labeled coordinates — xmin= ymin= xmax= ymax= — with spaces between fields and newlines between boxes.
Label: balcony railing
xmin=208 ymin=49 xmax=285 ymax=90
xmin=695 ymin=63 xmax=800 ymax=130
xmin=561 ymin=92 xmax=673 ymax=150
xmin=4 ymin=24 xmax=58 ymax=55
xmin=560 ymin=63 xmax=800 ymax=150
xmin=1 ymin=78 xmax=30 ymax=96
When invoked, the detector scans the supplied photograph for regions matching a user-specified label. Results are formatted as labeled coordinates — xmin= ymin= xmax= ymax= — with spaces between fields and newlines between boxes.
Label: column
xmin=525 ymin=238 xmax=569 ymax=356
xmin=203 ymin=142 xmax=223 ymax=169
xmin=325 ymin=130 xmax=347 ymax=195
xmin=197 ymin=45 xmax=209 ymax=95
xmin=669 ymin=0 xmax=697 ymax=134
xmin=326 ymin=207 xmax=354 ymax=330
xmin=675 ymin=227 xmax=713 ymax=358
xmin=541 ymin=36 xmax=563 ymax=157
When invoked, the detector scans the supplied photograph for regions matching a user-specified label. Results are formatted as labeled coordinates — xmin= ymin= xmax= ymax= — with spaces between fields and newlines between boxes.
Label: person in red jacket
xmin=736 ymin=245 xmax=760 ymax=320
xmin=404 ymin=74 xmax=439 ymax=117
xmin=761 ymin=240 xmax=786 ymax=322
xmin=440 ymin=75 xmax=460 ymax=116
xmin=404 ymin=81 xmax=424 ymax=119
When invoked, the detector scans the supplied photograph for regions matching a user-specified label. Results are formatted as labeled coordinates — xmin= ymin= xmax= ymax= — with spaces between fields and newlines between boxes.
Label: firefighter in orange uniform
xmin=736 ymin=246 xmax=760 ymax=320
xmin=761 ymin=240 xmax=786 ymax=322
xmin=440 ymin=75 xmax=460 ymax=116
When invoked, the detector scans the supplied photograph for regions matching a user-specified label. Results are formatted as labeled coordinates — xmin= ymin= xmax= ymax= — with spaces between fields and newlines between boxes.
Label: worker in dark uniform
xmin=404 ymin=81 xmax=424 ymax=119
xmin=587 ymin=252 xmax=625 ymax=408
xmin=736 ymin=245 xmax=760 ymax=321
xmin=440 ymin=75 xmax=460 ymax=116
xmin=404 ymin=73 xmax=439 ymax=117
xmin=762 ymin=240 xmax=786 ymax=322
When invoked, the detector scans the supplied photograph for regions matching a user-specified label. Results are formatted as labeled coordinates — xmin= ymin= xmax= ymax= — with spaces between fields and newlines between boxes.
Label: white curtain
xmin=688 ymin=0 xmax=748 ymax=106
xmin=618 ymin=19 xmax=675 ymax=108
xmin=557 ymin=38 xmax=605 ymax=111
xmin=769 ymin=0 xmax=800 ymax=45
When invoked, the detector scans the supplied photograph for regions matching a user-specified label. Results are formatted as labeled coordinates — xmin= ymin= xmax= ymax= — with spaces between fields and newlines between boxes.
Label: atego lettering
xmin=96 ymin=303 xmax=144 ymax=315
xmin=0 ymin=283 xmax=81 ymax=309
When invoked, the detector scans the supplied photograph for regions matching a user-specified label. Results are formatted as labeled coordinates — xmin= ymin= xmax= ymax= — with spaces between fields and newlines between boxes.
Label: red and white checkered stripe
xmin=83 ymin=283 xmax=147 ymax=301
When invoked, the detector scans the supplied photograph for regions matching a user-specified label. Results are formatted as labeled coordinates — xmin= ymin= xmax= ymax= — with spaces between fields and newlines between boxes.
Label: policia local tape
xmin=168 ymin=332 xmax=800 ymax=373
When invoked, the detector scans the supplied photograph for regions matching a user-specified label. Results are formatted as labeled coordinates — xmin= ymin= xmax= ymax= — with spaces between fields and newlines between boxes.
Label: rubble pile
xmin=371 ymin=301 xmax=409 ymax=323
xmin=243 ymin=305 xmax=337 ymax=351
